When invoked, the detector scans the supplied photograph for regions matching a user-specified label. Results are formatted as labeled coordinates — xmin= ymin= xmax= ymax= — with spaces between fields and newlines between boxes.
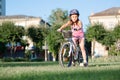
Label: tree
xmin=26 ymin=25 xmax=50 ymax=61
xmin=109 ymin=24 xmax=120 ymax=55
xmin=26 ymin=26 xmax=44 ymax=50
xmin=112 ymin=24 xmax=120 ymax=41
xmin=46 ymin=25 xmax=63 ymax=58
xmin=85 ymin=23 xmax=120 ymax=56
xmin=0 ymin=21 xmax=25 ymax=56
xmin=47 ymin=8 xmax=69 ymax=60
xmin=101 ymin=24 xmax=120 ymax=47
xmin=102 ymin=31 xmax=115 ymax=46
xmin=85 ymin=23 xmax=106 ymax=42
xmin=48 ymin=8 xmax=68 ymax=25
xmin=85 ymin=23 xmax=106 ymax=57
xmin=0 ymin=22 xmax=25 ymax=42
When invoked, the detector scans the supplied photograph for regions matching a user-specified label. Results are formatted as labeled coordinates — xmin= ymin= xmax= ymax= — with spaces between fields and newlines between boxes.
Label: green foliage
xmin=102 ymin=31 xmax=115 ymax=46
xmin=27 ymin=26 xmax=44 ymax=51
xmin=0 ymin=22 xmax=25 ymax=43
xmin=26 ymin=25 xmax=50 ymax=52
xmin=86 ymin=23 xmax=120 ymax=55
xmin=102 ymin=24 xmax=120 ymax=47
xmin=0 ymin=21 xmax=25 ymax=54
xmin=112 ymin=24 xmax=120 ymax=41
xmin=86 ymin=24 xmax=106 ymax=42
xmin=40 ymin=26 xmax=50 ymax=40
xmin=47 ymin=8 xmax=69 ymax=56
xmin=86 ymin=23 xmax=117 ymax=46
xmin=109 ymin=45 xmax=120 ymax=56
xmin=85 ymin=25 xmax=96 ymax=41
xmin=46 ymin=24 xmax=63 ymax=56
xmin=48 ymin=8 xmax=69 ymax=25
xmin=27 ymin=27 xmax=43 ymax=43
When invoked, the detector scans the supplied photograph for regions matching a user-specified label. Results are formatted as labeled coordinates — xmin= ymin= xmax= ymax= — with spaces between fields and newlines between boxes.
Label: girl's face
xmin=70 ymin=14 xmax=78 ymax=22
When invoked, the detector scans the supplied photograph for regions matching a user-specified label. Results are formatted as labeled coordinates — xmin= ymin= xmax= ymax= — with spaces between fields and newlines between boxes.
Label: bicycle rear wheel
xmin=59 ymin=42 xmax=73 ymax=67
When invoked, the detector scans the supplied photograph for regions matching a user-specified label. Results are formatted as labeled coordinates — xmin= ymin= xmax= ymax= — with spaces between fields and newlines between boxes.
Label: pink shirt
xmin=71 ymin=25 xmax=84 ymax=38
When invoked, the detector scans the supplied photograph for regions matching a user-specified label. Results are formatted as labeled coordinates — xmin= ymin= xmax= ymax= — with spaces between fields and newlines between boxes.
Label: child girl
xmin=57 ymin=9 xmax=88 ymax=66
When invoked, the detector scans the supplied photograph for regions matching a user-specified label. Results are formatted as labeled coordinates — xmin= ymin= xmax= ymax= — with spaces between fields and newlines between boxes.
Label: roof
xmin=0 ymin=15 xmax=51 ymax=26
xmin=90 ymin=7 xmax=120 ymax=17
xmin=0 ymin=15 xmax=39 ymax=19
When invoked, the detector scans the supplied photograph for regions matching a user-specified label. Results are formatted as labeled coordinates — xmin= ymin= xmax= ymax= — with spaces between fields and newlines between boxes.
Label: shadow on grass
xmin=0 ymin=61 xmax=58 ymax=67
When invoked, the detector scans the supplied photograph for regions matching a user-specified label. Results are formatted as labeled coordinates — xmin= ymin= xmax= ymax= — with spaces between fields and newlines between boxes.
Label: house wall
xmin=92 ymin=41 xmax=108 ymax=57
xmin=0 ymin=17 xmax=41 ymax=28
xmin=89 ymin=15 xmax=120 ymax=57
xmin=89 ymin=16 xmax=120 ymax=30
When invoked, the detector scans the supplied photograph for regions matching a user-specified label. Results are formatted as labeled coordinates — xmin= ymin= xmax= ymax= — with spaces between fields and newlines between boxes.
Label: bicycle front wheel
xmin=59 ymin=42 xmax=73 ymax=67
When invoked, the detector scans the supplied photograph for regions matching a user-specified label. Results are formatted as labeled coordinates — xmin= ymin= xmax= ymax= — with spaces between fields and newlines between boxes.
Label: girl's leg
xmin=79 ymin=38 xmax=87 ymax=64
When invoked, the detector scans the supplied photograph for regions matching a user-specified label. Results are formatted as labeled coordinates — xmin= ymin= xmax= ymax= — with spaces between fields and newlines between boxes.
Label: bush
xmin=30 ymin=58 xmax=44 ymax=62
xmin=86 ymin=23 xmax=120 ymax=56
xmin=2 ymin=57 xmax=27 ymax=62
xmin=2 ymin=57 xmax=14 ymax=62
xmin=14 ymin=57 xmax=27 ymax=62
xmin=109 ymin=45 xmax=120 ymax=56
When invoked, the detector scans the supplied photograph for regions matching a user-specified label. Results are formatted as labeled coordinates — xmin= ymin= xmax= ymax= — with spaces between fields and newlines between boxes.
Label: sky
xmin=6 ymin=0 xmax=120 ymax=30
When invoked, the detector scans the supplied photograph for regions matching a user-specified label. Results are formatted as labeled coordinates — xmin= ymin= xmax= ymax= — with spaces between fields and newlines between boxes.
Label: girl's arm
xmin=78 ymin=20 xmax=83 ymax=28
xmin=57 ymin=21 xmax=71 ymax=31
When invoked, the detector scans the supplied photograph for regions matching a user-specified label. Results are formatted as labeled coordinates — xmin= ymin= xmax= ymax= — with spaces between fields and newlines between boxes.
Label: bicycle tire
xmin=78 ymin=47 xmax=89 ymax=64
xmin=59 ymin=42 xmax=73 ymax=67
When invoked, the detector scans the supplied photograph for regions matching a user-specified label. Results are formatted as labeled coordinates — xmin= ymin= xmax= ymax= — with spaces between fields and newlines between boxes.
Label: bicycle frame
xmin=60 ymin=38 xmax=80 ymax=66
xmin=59 ymin=30 xmax=88 ymax=67
xmin=67 ymin=39 xmax=75 ymax=57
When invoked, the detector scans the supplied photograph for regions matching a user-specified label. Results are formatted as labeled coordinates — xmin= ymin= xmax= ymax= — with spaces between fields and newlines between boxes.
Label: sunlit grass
xmin=0 ymin=56 xmax=120 ymax=80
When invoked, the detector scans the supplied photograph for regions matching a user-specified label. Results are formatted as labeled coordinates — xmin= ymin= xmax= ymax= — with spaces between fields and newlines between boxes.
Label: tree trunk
xmin=92 ymin=38 xmax=95 ymax=58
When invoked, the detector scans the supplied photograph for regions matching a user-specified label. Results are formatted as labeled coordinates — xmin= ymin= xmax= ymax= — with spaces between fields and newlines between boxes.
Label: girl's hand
xmin=57 ymin=29 xmax=62 ymax=32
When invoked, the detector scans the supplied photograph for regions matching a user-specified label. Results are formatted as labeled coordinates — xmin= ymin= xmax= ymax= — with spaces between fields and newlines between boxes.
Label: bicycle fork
xmin=67 ymin=42 xmax=74 ymax=67
xmin=68 ymin=42 xmax=74 ymax=57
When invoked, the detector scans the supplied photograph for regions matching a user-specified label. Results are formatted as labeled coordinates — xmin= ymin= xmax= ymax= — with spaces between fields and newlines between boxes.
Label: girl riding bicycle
xmin=57 ymin=9 xmax=88 ymax=66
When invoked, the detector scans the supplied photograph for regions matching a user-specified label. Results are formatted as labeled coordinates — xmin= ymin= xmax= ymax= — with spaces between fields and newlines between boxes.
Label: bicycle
xmin=58 ymin=30 xmax=88 ymax=67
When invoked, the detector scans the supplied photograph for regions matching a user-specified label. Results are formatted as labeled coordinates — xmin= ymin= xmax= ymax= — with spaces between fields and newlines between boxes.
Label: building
xmin=89 ymin=7 xmax=120 ymax=57
xmin=0 ymin=0 xmax=6 ymax=15
xmin=0 ymin=15 xmax=50 ymax=28
xmin=89 ymin=7 xmax=120 ymax=30
xmin=0 ymin=15 xmax=50 ymax=58
xmin=0 ymin=15 xmax=50 ymax=46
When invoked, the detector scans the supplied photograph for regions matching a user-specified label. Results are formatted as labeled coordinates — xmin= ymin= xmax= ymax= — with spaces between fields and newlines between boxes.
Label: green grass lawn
xmin=0 ymin=56 xmax=120 ymax=80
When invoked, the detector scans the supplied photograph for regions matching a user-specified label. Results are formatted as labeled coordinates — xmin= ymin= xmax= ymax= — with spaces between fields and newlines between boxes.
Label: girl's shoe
xmin=83 ymin=62 xmax=88 ymax=67
xmin=79 ymin=63 xmax=84 ymax=67
xmin=72 ymin=61 xmax=75 ymax=66
xmin=80 ymin=62 xmax=88 ymax=67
